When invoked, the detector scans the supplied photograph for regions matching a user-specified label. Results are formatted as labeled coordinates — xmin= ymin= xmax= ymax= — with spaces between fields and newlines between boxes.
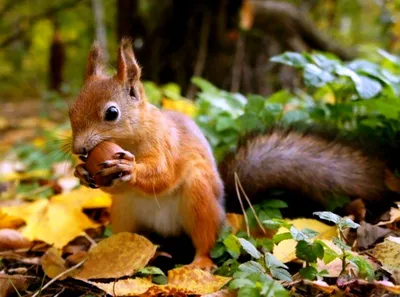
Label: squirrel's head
xmin=69 ymin=38 xmax=146 ymax=155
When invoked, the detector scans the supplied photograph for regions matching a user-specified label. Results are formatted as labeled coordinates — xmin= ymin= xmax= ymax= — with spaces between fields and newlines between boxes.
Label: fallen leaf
xmin=374 ymin=280 xmax=400 ymax=294
xmin=74 ymin=232 xmax=157 ymax=279
xmin=41 ymin=247 xmax=69 ymax=280
xmin=273 ymin=218 xmax=337 ymax=263
xmin=88 ymin=267 xmax=231 ymax=296
xmin=0 ymin=210 xmax=24 ymax=229
xmin=373 ymin=236 xmax=400 ymax=283
xmin=0 ymin=229 xmax=31 ymax=249
xmin=88 ymin=278 xmax=155 ymax=296
xmin=304 ymin=279 xmax=336 ymax=293
xmin=51 ymin=187 xmax=112 ymax=209
xmin=357 ymin=222 xmax=392 ymax=249
xmin=377 ymin=203 xmax=400 ymax=227
xmin=0 ymin=274 xmax=29 ymax=297
xmin=168 ymin=267 xmax=231 ymax=295
xmin=1 ymin=198 xmax=98 ymax=248
xmin=225 ymin=213 xmax=245 ymax=234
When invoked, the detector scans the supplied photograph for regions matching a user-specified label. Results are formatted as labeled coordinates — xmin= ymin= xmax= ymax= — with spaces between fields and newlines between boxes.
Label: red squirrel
xmin=70 ymin=39 xmax=400 ymax=269
xmin=69 ymin=39 xmax=224 ymax=269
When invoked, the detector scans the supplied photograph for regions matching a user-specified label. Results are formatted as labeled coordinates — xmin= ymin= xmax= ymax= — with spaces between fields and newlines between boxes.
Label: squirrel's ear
xmin=85 ymin=41 xmax=103 ymax=79
xmin=115 ymin=37 xmax=141 ymax=84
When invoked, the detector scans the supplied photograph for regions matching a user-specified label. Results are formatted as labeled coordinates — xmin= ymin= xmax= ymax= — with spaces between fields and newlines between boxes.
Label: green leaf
xmin=270 ymin=52 xmax=309 ymax=68
xmin=192 ymin=76 xmax=219 ymax=94
xmin=290 ymin=226 xmax=319 ymax=242
xmin=256 ymin=238 xmax=274 ymax=252
xmin=238 ymin=238 xmax=262 ymax=259
xmin=265 ymin=253 xmax=288 ymax=269
xmin=347 ymin=255 xmax=375 ymax=281
xmin=270 ymin=267 xmax=292 ymax=281
xmin=313 ymin=211 xmax=341 ymax=224
xmin=332 ymin=237 xmax=351 ymax=251
xmin=281 ymin=110 xmax=310 ymax=124
xmin=210 ymin=243 xmax=226 ymax=258
xmin=223 ymin=234 xmax=241 ymax=259
xmin=315 ymin=240 xmax=339 ymax=264
xmin=237 ymin=287 xmax=261 ymax=297
xmin=299 ymin=266 xmax=318 ymax=280
xmin=273 ymin=232 xmax=293 ymax=244
xmin=334 ymin=66 xmax=382 ymax=99
xmin=137 ymin=266 xmax=165 ymax=276
xmin=262 ymin=199 xmax=288 ymax=209
xmin=296 ymin=241 xmax=324 ymax=263
xmin=303 ymin=64 xmax=335 ymax=88
xmin=260 ymin=280 xmax=290 ymax=297
xmin=229 ymin=278 xmax=255 ymax=289
xmin=339 ymin=218 xmax=360 ymax=230
xmin=152 ymin=275 xmax=168 ymax=285
xmin=216 ymin=115 xmax=238 ymax=132
xmin=238 ymin=261 xmax=266 ymax=274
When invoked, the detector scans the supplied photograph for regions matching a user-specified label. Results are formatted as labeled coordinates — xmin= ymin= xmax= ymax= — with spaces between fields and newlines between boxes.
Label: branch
xmin=250 ymin=0 xmax=356 ymax=60
xmin=0 ymin=0 xmax=83 ymax=48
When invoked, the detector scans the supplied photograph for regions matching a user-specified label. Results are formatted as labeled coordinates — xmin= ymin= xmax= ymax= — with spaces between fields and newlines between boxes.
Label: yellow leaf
xmin=88 ymin=278 xmax=155 ymax=296
xmin=41 ymin=247 xmax=69 ymax=280
xmin=273 ymin=218 xmax=337 ymax=263
xmin=168 ymin=267 xmax=231 ymax=295
xmin=0 ymin=210 xmax=24 ymax=229
xmin=373 ymin=236 xmax=400 ymax=283
xmin=86 ymin=267 xmax=231 ymax=296
xmin=74 ymin=232 xmax=157 ymax=279
xmin=51 ymin=187 xmax=112 ymax=209
xmin=162 ymin=98 xmax=197 ymax=117
xmin=0 ymin=169 xmax=50 ymax=182
xmin=1 ymin=198 xmax=98 ymax=248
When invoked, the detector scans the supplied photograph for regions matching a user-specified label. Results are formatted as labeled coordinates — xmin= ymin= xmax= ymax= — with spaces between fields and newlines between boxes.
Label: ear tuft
xmin=116 ymin=37 xmax=141 ymax=84
xmin=85 ymin=41 xmax=104 ymax=79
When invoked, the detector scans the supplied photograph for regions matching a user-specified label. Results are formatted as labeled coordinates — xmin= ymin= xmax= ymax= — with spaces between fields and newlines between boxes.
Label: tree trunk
xmin=49 ymin=25 xmax=65 ymax=92
xmin=116 ymin=0 xmax=354 ymax=96
xmin=91 ymin=0 xmax=109 ymax=61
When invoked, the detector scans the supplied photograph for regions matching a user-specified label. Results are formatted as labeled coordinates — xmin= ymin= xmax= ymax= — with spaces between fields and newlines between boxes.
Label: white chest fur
xmin=111 ymin=192 xmax=183 ymax=237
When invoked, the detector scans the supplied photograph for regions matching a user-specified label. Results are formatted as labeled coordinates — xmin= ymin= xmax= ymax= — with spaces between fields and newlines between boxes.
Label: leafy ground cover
xmin=0 ymin=51 xmax=400 ymax=296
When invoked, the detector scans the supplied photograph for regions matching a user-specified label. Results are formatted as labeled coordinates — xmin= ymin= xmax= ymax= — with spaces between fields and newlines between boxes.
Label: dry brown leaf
xmin=0 ymin=274 xmax=29 ymax=297
xmin=303 ymin=280 xmax=336 ymax=293
xmin=373 ymin=236 xmax=400 ymax=283
xmin=88 ymin=278 xmax=155 ymax=296
xmin=374 ymin=280 xmax=400 ymax=294
xmin=273 ymin=219 xmax=337 ymax=263
xmin=168 ymin=267 xmax=231 ymax=295
xmin=377 ymin=203 xmax=400 ymax=227
xmin=87 ymin=267 xmax=231 ymax=296
xmin=41 ymin=247 xmax=69 ymax=280
xmin=74 ymin=232 xmax=157 ymax=279
xmin=0 ymin=229 xmax=31 ymax=249
xmin=1 ymin=198 xmax=98 ymax=248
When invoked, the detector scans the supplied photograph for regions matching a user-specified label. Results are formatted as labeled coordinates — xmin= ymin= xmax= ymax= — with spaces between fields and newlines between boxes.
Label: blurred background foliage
xmin=1 ymin=0 xmax=400 ymax=164
xmin=1 ymin=0 xmax=400 ymax=99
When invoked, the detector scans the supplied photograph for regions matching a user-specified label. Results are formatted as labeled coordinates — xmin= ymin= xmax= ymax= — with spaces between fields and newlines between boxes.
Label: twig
xmin=234 ymin=173 xmax=250 ymax=237
xmin=31 ymin=260 xmax=85 ymax=297
xmin=186 ymin=10 xmax=211 ymax=100
xmin=235 ymin=173 xmax=267 ymax=235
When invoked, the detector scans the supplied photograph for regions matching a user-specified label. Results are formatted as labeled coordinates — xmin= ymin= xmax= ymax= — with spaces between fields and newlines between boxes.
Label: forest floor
xmin=0 ymin=100 xmax=399 ymax=297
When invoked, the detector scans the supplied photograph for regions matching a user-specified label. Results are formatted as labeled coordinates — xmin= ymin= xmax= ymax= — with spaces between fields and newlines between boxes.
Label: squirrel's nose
xmin=72 ymin=145 xmax=87 ymax=155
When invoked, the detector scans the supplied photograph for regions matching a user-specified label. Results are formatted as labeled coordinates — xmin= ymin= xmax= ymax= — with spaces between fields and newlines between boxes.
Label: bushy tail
xmin=219 ymin=127 xmax=400 ymax=215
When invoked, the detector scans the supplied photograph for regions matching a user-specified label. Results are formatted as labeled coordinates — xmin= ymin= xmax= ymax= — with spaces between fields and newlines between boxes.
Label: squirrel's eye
xmin=105 ymin=106 xmax=119 ymax=121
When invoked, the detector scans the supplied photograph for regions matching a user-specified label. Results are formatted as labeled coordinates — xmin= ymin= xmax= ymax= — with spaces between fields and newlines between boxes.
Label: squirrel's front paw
xmin=74 ymin=164 xmax=98 ymax=188
xmin=95 ymin=151 xmax=136 ymax=186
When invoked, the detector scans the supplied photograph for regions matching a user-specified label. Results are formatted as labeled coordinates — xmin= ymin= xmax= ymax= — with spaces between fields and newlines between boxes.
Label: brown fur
xmin=220 ymin=128 xmax=399 ymax=215
xmin=69 ymin=39 xmax=224 ymax=269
